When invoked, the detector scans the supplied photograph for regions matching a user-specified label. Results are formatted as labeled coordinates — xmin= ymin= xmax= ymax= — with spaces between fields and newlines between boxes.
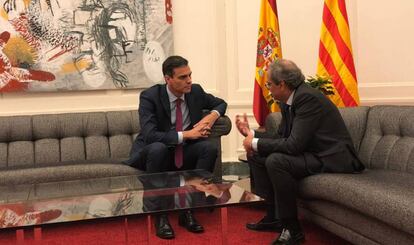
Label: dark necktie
xmin=284 ymin=104 xmax=293 ymax=137
xmin=175 ymin=99 xmax=183 ymax=168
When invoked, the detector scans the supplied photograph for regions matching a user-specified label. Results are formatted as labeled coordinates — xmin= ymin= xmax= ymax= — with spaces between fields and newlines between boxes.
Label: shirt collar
xmin=166 ymin=85 xmax=185 ymax=103
xmin=286 ymin=90 xmax=296 ymax=106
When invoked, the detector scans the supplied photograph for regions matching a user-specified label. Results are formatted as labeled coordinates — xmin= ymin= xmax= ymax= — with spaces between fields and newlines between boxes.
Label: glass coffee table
xmin=0 ymin=169 xmax=262 ymax=244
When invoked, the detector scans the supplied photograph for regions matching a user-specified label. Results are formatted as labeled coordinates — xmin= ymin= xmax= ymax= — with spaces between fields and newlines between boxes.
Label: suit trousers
xmin=248 ymin=152 xmax=323 ymax=222
xmin=135 ymin=140 xmax=217 ymax=173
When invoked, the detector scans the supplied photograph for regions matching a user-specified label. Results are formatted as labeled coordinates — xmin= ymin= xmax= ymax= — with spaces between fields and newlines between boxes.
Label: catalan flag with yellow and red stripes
xmin=317 ymin=0 xmax=359 ymax=107
xmin=253 ymin=0 xmax=282 ymax=126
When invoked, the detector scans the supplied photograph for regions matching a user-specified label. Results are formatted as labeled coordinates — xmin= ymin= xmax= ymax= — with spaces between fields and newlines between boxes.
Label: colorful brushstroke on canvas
xmin=0 ymin=0 xmax=173 ymax=92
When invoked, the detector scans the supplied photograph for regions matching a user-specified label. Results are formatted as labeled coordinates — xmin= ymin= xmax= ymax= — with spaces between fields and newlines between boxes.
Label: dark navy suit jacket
xmin=256 ymin=82 xmax=364 ymax=173
xmin=126 ymin=83 xmax=227 ymax=165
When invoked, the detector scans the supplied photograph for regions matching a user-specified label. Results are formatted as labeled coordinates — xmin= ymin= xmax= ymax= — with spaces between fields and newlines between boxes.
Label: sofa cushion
xmin=32 ymin=112 xmax=108 ymax=139
xmin=338 ymin=106 xmax=369 ymax=152
xmin=299 ymin=169 xmax=414 ymax=236
xmin=35 ymin=139 xmax=60 ymax=164
xmin=0 ymin=111 xmax=140 ymax=168
xmin=0 ymin=116 xmax=32 ymax=142
xmin=0 ymin=110 xmax=230 ymax=180
xmin=359 ymin=105 xmax=414 ymax=173
xmin=299 ymin=200 xmax=414 ymax=245
xmin=0 ymin=143 xmax=6 ymax=168
xmin=8 ymin=141 xmax=35 ymax=167
xmin=107 ymin=111 xmax=139 ymax=136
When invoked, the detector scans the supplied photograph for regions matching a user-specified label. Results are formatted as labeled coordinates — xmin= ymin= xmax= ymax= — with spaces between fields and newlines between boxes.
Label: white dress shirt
xmin=166 ymin=86 xmax=191 ymax=144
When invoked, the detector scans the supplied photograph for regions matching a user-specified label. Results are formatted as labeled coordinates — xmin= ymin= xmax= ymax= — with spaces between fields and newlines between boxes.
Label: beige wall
xmin=1 ymin=0 xmax=414 ymax=161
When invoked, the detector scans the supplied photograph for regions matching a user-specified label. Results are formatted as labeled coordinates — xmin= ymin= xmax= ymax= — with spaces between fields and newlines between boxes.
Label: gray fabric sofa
xmin=0 ymin=110 xmax=231 ymax=186
xmin=265 ymin=105 xmax=414 ymax=245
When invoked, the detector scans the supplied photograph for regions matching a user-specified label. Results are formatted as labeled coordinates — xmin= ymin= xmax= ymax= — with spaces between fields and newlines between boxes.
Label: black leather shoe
xmin=246 ymin=216 xmax=283 ymax=232
xmin=155 ymin=215 xmax=175 ymax=239
xmin=271 ymin=228 xmax=305 ymax=245
xmin=178 ymin=211 xmax=204 ymax=233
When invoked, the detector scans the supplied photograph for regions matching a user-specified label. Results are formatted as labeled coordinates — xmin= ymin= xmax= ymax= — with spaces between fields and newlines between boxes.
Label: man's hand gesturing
xmin=235 ymin=113 xmax=250 ymax=137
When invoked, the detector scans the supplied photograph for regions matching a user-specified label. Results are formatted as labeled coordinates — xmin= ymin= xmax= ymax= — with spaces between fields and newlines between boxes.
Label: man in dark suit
xmin=236 ymin=59 xmax=364 ymax=245
xmin=125 ymin=55 xmax=227 ymax=239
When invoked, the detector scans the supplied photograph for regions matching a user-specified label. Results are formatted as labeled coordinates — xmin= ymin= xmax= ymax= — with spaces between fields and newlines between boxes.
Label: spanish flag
xmin=317 ymin=0 xmax=359 ymax=107
xmin=253 ymin=0 xmax=282 ymax=126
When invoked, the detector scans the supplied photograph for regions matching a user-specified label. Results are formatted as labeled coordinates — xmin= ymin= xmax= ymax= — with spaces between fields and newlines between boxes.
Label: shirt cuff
xmin=179 ymin=175 xmax=185 ymax=186
xmin=178 ymin=132 xmax=183 ymax=144
xmin=252 ymin=138 xmax=259 ymax=152
xmin=251 ymin=129 xmax=255 ymax=137
xmin=212 ymin=110 xmax=221 ymax=117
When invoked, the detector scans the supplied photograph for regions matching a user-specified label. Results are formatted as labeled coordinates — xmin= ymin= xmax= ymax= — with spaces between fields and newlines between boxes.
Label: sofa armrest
xmin=202 ymin=115 xmax=231 ymax=179
xmin=210 ymin=116 xmax=232 ymax=137
xmin=265 ymin=112 xmax=282 ymax=136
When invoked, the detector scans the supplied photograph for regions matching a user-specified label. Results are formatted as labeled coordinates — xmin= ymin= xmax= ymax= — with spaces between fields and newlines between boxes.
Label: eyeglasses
xmin=265 ymin=82 xmax=273 ymax=89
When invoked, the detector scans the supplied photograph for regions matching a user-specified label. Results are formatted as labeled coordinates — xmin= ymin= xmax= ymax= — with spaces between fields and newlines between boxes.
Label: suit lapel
xmin=185 ymin=92 xmax=196 ymax=125
xmin=160 ymin=84 xmax=171 ymax=119
xmin=291 ymin=83 xmax=306 ymax=118
xmin=280 ymin=103 xmax=291 ymax=137
xmin=288 ymin=83 xmax=307 ymax=135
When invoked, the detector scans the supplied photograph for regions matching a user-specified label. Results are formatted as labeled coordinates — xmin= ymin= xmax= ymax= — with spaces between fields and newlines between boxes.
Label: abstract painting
xmin=0 ymin=0 xmax=173 ymax=92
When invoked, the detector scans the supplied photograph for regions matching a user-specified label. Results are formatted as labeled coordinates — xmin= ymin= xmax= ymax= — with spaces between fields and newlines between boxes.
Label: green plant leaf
xmin=305 ymin=75 xmax=335 ymax=96
xmin=265 ymin=74 xmax=335 ymax=108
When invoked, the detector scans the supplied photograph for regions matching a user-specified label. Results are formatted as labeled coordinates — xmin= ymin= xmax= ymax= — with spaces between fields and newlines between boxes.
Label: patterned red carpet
xmin=0 ymin=206 xmax=351 ymax=245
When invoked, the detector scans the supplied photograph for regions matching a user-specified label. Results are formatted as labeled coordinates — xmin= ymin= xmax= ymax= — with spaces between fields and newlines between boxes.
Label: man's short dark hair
xmin=162 ymin=56 xmax=188 ymax=77
xmin=268 ymin=59 xmax=305 ymax=90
